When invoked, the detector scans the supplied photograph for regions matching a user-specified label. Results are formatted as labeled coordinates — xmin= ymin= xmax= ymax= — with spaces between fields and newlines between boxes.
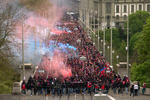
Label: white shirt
xmin=134 ymin=84 xmax=138 ymax=90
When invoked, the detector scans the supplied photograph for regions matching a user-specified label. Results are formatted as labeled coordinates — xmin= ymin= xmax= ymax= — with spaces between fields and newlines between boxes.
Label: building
xmin=79 ymin=0 xmax=150 ymax=30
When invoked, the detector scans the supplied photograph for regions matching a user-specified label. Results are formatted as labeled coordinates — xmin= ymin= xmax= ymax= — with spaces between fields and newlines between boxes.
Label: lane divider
xmin=107 ymin=94 xmax=116 ymax=100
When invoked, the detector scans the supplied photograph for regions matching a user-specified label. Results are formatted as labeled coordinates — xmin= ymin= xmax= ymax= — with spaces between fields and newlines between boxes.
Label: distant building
xmin=79 ymin=0 xmax=150 ymax=30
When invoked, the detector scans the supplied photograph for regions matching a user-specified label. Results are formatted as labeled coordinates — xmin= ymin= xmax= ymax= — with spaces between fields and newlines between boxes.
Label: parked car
xmin=12 ymin=81 xmax=22 ymax=95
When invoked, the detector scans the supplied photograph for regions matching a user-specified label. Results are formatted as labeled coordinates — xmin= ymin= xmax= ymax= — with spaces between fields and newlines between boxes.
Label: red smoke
xmin=39 ymin=50 xmax=72 ymax=79
xmin=15 ymin=3 xmax=63 ymax=40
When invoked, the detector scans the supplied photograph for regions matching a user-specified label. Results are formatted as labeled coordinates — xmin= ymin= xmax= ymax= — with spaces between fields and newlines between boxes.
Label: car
xmin=12 ymin=81 xmax=22 ymax=95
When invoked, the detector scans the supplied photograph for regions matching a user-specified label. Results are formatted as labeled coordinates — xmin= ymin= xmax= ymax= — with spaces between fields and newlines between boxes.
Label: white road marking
xmin=94 ymin=93 xmax=115 ymax=100
xmin=94 ymin=93 xmax=107 ymax=96
xmin=107 ymin=95 xmax=116 ymax=100
xmin=46 ymin=95 xmax=48 ymax=100
xmin=75 ymin=93 xmax=77 ymax=100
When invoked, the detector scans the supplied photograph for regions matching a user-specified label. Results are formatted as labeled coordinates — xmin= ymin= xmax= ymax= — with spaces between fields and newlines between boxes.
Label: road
xmin=0 ymin=94 xmax=111 ymax=100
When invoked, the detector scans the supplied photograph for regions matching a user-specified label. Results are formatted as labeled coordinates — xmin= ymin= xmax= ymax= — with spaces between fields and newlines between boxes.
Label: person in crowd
xmin=33 ymin=78 xmax=37 ymax=95
xmin=125 ymin=77 xmax=130 ymax=95
xmin=27 ymin=76 xmax=34 ymax=96
xmin=47 ymin=79 xmax=51 ymax=95
xmin=87 ymin=81 xmax=92 ymax=95
xmin=142 ymin=83 xmax=146 ymax=95
xmin=134 ymin=82 xmax=138 ymax=96
xmin=137 ymin=81 xmax=140 ymax=95
xmin=43 ymin=80 xmax=47 ymax=96
xmin=21 ymin=80 xmax=26 ymax=94
xmin=112 ymin=80 xmax=117 ymax=94
xmin=130 ymin=84 xmax=134 ymax=97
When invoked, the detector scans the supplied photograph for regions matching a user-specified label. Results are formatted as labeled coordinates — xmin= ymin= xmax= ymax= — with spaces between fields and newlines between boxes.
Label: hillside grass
xmin=0 ymin=65 xmax=20 ymax=94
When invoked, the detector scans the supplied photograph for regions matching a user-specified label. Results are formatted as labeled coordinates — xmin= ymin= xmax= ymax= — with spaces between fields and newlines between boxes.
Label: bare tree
xmin=0 ymin=3 xmax=19 ymax=66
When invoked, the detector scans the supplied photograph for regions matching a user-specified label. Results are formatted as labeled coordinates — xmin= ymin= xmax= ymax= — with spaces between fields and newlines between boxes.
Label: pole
xmin=93 ymin=10 xmax=95 ymax=43
xmin=94 ymin=10 xmax=96 ymax=44
xmin=98 ymin=3 xmax=100 ymax=51
xmin=110 ymin=15 xmax=113 ymax=66
xmin=103 ymin=14 xmax=106 ymax=58
xmin=22 ymin=18 xmax=25 ymax=80
xmin=127 ymin=14 xmax=129 ymax=78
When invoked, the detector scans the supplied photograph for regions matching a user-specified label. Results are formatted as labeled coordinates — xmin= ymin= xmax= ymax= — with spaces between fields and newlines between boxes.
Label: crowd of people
xmin=21 ymin=18 xmax=146 ymax=96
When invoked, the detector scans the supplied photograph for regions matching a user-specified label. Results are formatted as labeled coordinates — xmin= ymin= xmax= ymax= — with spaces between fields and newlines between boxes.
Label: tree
xmin=0 ymin=3 xmax=20 ymax=94
xmin=135 ymin=18 xmax=150 ymax=63
xmin=129 ymin=11 xmax=150 ymax=36
xmin=127 ymin=11 xmax=150 ymax=64
xmin=131 ymin=18 xmax=150 ymax=86
xmin=19 ymin=0 xmax=52 ymax=12
xmin=129 ymin=32 xmax=140 ymax=63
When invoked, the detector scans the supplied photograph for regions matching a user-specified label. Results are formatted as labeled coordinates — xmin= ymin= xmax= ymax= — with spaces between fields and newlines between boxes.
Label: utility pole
xmin=110 ymin=2 xmax=113 ymax=66
xmin=103 ymin=14 xmax=106 ymax=58
xmin=127 ymin=13 xmax=129 ymax=78
xmin=22 ymin=17 xmax=25 ymax=80
xmin=98 ymin=2 xmax=100 ymax=51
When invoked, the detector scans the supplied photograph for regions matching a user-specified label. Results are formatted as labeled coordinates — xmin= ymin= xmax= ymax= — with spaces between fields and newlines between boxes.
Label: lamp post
xmin=102 ymin=23 xmax=106 ymax=58
xmin=98 ymin=36 xmax=100 ymax=51
xmin=116 ymin=55 xmax=119 ymax=61
xmin=110 ymin=21 xmax=115 ymax=66
xmin=107 ymin=46 xmax=110 ymax=62
xmin=127 ymin=2 xmax=130 ymax=78
xmin=101 ymin=39 xmax=103 ymax=52
xmin=93 ymin=42 xmax=95 ymax=46
xmin=22 ymin=17 xmax=25 ymax=80
xmin=95 ymin=35 xmax=97 ymax=47
xmin=97 ymin=2 xmax=100 ymax=51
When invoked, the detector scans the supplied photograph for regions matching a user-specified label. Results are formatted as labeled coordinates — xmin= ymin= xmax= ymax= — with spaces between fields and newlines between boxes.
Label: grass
xmin=0 ymin=64 xmax=20 ymax=94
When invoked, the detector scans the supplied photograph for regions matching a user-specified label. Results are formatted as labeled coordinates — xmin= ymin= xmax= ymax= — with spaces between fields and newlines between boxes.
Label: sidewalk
xmin=108 ymin=88 xmax=150 ymax=100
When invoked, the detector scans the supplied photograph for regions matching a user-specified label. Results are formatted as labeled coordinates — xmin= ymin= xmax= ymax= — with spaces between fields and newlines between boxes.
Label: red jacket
xmin=101 ymin=85 xmax=105 ymax=90
xmin=87 ymin=82 xmax=92 ymax=88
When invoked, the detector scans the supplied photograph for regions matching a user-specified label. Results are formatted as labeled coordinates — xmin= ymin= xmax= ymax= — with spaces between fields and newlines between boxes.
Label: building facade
xmin=79 ymin=0 xmax=150 ymax=30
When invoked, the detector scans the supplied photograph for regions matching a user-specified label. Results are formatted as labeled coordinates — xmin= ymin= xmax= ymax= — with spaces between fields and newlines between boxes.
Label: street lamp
xmin=21 ymin=15 xmax=26 ymax=81
xmin=95 ymin=35 xmax=97 ymax=46
xmin=116 ymin=55 xmax=119 ymax=74
xmin=107 ymin=46 xmax=110 ymax=62
xmin=116 ymin=55 xmax=119 ymax=64
xmin=110 ymin=21 xmax=115 ymax=66
xmin=98 ymin=36 xmax=100 ymax=51
xmin=102 ymin=22 xmax=106 ymax=58
xmin=93 ymin=42 xmax=95 ymax=46
xmin=112 ymin=50 xmax=115 ymax=54
xmin=127 ymin=14 xmax=130 ymax=78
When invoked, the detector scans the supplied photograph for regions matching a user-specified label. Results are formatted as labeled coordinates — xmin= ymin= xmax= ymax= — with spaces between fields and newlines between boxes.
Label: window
xmin=106 ymin=3 xmax=111 ymax=14
xmin=147 ymin=5 xmax=150 ymax=12
xmin=131 ymin=5 xmax=134 ymax=13
xmin=116 ymin=5 xmax=119 ymax=13
xmin=116 ymin=15 xmax=119 ymax=20
xmin=139 ymin=5 xmax=142 ymax=10
xmin=124 ymin=5 xmax=127 ymax=13
xmin=124 ymin=15 xmax=127 ymax=20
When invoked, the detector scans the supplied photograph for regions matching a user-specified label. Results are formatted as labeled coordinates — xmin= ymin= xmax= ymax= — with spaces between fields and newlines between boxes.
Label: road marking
xmin=107 ymin=95 xmax=116 ymax=100
xmin=46 ymin=95 xmax=48 ymax=100
xmin=94 ymin=93 xmax=107 ymax=96
xmin=75 ymin=93 xmax=77 ymax=100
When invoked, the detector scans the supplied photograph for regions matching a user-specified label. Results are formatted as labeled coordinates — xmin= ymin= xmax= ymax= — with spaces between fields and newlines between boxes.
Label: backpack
xmin=22 ymin=84 xmax=26 ymax=90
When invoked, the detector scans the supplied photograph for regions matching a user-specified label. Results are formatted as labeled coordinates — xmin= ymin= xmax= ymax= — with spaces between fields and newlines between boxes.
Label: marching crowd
xmin=21 ymin=19 xmax=147 ymax=96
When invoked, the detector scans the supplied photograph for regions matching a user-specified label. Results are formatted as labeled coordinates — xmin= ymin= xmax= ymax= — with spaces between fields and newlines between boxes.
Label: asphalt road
xmin=0 ymin=94 xmax=111 ymax=100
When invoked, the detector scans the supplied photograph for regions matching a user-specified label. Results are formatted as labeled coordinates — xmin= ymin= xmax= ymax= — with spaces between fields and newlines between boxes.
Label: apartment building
xmin=79 ymin=0 xmax=150 ymax=29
